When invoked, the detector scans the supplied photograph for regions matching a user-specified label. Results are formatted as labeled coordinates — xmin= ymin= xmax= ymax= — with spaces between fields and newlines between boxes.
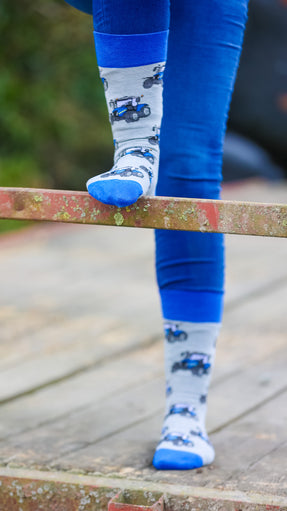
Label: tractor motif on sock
xmin=166 ymin=383 xmax=172 ymax=397
xmin=190 ymin=429 xmax=211 ymax=445
xmin=148 ymin=125 xmax=160 ymax=145
xmin=171 ymin=352 xmax=211 ymax=376
xmin=143 ymin=64 xmax=165 ymax=89
xmin=161 ymin=432 xmax=194 ymax=447
xmin=169 ymin=404 xmax=197 ymax=419
xmin=101 ymin=165 xmax=152 ymax=181
xmin=101 ymin=77 xmax=108 ymax=91
xmin=114 ymin=132 xmax=160 ymax=150
xmin=109 ymin=96 xmax=151 ymax=124
xmin=116 ymin=147 xmax=155 ymax=164
xmin=164 ymin=323 xmax=188 ymax=343
xmin=199 ymin=394 xmax=207 ymax=404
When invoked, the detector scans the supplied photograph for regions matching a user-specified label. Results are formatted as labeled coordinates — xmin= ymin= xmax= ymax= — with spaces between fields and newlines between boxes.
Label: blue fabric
xmin=156 ymin=0 xmax=248 ymax=323
xmin=160 ymin=290 xmax=224 ymax=323
xmin=153 ymin=449 xmax=203 ymax=470
xmin=93 ymin=0 xmax=170 ymax=34
xmin=94 ymin=31 xmax=169 ymax=68
xmin=155 ymin=181 xmax=225 ymax=323
xmin=87 ymin=180 xmax=143 ymax=207
xmin=64 ymin=0 xmax=170 ymax=33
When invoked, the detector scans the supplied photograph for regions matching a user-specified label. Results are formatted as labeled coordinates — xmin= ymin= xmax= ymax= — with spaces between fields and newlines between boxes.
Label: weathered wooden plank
xmin=224 ymin=234 xmax=287 ymax=306
xmin=2 ymin=261 xmax=287 ymax=405
xmin=202 ymin=390 xmax=287 ymax=496
xmin=0 ymin=262 xmax=286 ymax=435
xmin=1 ymin=186 xmax=287 ymax=237
xmin=0 ymin=300 xmax=283 ymax=446
xmin=234 ymin=439 xmax=287 ymax=496
xmin=41 ymin=340 xmax=287 ymax=476
xmin=0 ymin=342 xmax=163 ymax=440
xmin=50 ymin=386 xmax=287 ymax=494
xmin=1 ymin=257 xmax=287 ymax=456
xmin=0 ymin=377 xmax=164 ymax=467
xmin=0 ymin=227 xmax=162 ymax=400
xmin=0 ymin=317 xmax=161 ymax=403
xmin=2 ymin=328 xmax=284 ymax=476
xmin=1 ymin=214 xmax=287 ymax=365
xmin=1 ymin=287 xmax=286 ymax=444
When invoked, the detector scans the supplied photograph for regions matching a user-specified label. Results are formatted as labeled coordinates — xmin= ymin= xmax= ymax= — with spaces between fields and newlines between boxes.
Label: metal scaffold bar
xmin=0 ymin=187 xmax=287 ymax=237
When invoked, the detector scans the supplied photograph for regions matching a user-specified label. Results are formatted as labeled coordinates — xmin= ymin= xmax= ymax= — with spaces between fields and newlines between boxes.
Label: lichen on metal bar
xmin=1 ymin=187 xmax=287 ymax=237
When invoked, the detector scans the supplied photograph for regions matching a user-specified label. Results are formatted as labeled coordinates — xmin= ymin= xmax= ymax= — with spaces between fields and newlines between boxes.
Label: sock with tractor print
xmin=86 ymin=31 xmax=168 ymax=207
xmin=153 ymin=320 xmax=220 ymax=470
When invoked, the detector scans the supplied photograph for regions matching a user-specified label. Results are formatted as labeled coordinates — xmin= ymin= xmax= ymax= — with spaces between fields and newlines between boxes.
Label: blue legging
xmin=65 ymin=0 xmax=248 ymax=322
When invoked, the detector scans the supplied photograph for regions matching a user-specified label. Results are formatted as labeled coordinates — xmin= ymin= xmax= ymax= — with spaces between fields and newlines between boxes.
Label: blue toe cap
xmin=153 ymin=449 xmax=203 ymax=471
xmin=87 ymin=180 xmax=143 ymax=207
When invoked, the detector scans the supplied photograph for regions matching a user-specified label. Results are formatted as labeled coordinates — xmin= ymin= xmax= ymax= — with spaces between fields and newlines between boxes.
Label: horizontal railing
xmin=0 ymin=187 xmax=287 ymax=237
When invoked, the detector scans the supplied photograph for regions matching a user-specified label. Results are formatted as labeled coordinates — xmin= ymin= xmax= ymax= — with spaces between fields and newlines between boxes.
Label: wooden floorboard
xmin=0 ymin=342 xmax=163 ymax=441
xmin=43 ymin=339 xmax=287 ymax=482
xmin=0 ymin=180 xmax=287 ymax=508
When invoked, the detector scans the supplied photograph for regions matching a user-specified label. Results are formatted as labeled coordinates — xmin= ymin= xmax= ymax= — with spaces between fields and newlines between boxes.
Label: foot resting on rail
xmin=86 ymin=31 xmax=167 ymax=207
xmin=87 ymin=136 xmax=159 ymax=208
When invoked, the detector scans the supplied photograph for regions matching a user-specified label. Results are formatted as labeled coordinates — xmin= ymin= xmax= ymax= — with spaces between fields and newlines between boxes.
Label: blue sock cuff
xmin=160 ymin=289 xmax=224 ymax=323
xmin=93 ymin=30 xmax=169 ymax=68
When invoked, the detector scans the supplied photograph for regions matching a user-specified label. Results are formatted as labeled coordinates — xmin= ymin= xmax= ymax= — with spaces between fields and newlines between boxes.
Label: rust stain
xmin=109 ymin=490 xmax=164 ymax=511
xmin=198 ymin=202 xmax=219 ymax=231
xmin=13 ymin=192 xmax=26 ymax=212
xmin=1 ymin=187 xmax=287 ymax=238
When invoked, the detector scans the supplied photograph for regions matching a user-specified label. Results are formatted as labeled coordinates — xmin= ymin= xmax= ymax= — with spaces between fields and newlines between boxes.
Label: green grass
xmin=0 ymin=219 xmax=34 ymax=235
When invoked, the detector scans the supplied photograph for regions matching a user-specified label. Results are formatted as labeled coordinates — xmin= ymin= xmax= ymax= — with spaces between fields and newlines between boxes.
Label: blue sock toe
xmin=87 ymin=180 xmax=143 ymax=207
xmin=153 ymin=449 xmax=204 ymax=471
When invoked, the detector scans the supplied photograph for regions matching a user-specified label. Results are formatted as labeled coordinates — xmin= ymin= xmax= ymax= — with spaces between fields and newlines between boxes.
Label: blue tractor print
xmin=164 ymin=323 xmax=188 ymax=343
xmin=169 ymin=404 xmax=197 ymax=419
xmin=161 ymin=432 xmax=194 ymax=447
xmin=166 ymin=384 xmax=172 ymax=397
xmin=171 ymin=352 xmax=211 ymax=376
xmin=161 ymin=425 xmax=169 ymax=436
xmin=109 ymin=96 xmax=151 ymax=124
xmin=101 ymin=77 xmax=108 ymax=91
xmin=148 ymin=125 xmax=160 ymax=145
xmin=190 ymin=429 xmax=211 ymax=445
xmin=200 ymin=394 xmax=207 ymax=404
xmin=116 ymin=147 xmax=155 ymax=164
xmin=114 ymin=133 xmax=159 ymax=150
xmin=101 ymin=165 xmax=152 ymax=180
xmin=143 ymin=64 xmax=165 ymax=89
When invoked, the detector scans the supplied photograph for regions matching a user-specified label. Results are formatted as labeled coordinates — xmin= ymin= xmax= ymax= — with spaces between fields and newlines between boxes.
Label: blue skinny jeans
xmin=65 ymin=0 xmax=249 ymax=322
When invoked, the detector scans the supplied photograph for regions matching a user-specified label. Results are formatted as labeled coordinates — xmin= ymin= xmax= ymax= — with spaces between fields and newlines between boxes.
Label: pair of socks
xmin=85 ymin=36 xmax=220 ymax=467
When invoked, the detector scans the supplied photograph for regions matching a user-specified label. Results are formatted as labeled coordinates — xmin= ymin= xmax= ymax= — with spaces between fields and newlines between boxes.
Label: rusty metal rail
xmin=1 ymin=186 xmax=287 ymax=237
xmin=1 ymin=467 xmax=287 ymax=511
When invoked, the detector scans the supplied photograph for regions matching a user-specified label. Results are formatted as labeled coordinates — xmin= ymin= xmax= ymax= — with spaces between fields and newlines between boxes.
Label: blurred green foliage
xmin=0 ymin=0 xmax=113 ymax=232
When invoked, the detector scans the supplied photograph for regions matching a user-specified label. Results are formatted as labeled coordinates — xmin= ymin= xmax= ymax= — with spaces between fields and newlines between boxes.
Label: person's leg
xmin=153 ymin=0 xmax=249 ymax=470
xmin=85 ymin=0 xmax=170 ymax=207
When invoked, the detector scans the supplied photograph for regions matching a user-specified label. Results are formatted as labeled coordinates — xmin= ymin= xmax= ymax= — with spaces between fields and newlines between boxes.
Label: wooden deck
xmin=0 ymin=180 xmax=287 ymax=510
